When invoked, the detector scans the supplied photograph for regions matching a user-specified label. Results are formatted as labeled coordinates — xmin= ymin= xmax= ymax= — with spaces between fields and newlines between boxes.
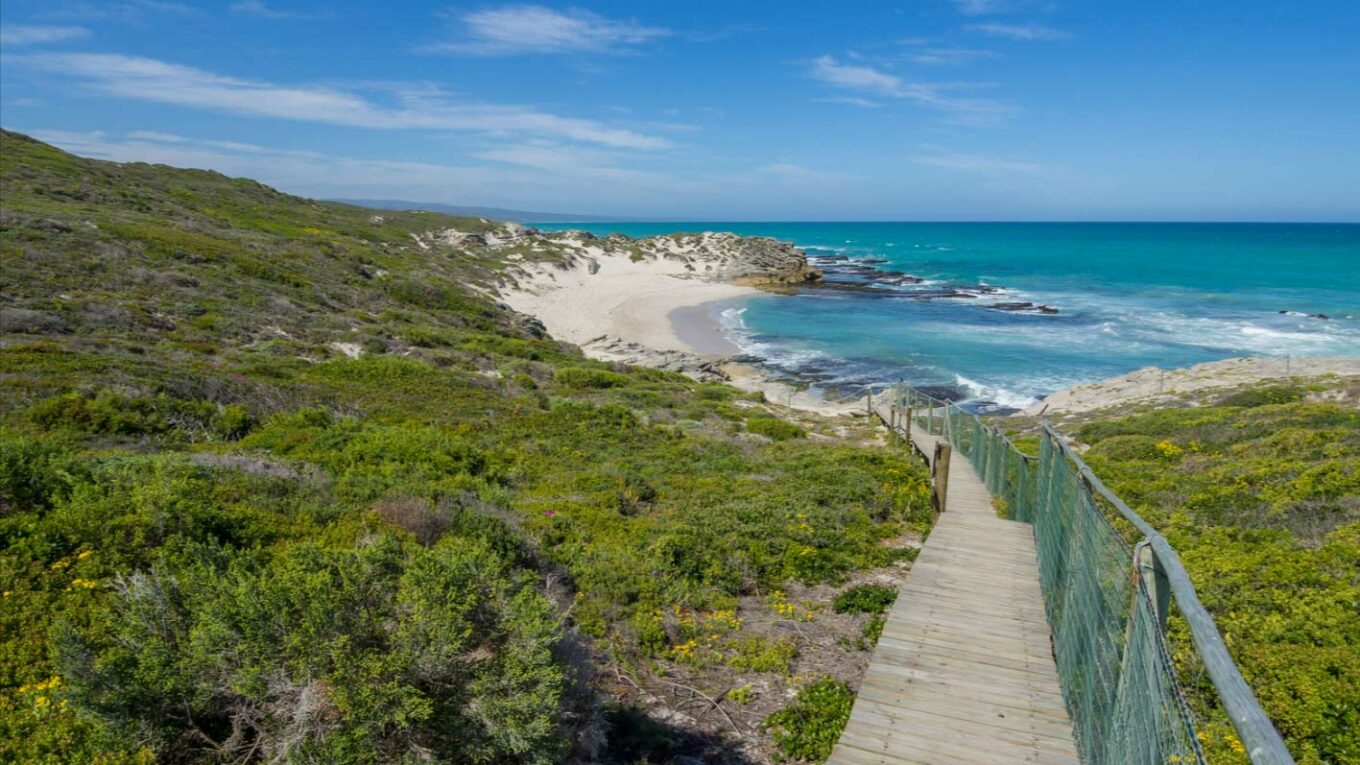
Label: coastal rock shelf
xmin=806 ymin=252 xmax=1062 ymax=314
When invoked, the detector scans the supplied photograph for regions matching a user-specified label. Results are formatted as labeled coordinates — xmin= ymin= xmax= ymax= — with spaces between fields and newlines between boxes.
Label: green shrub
xmin=1084 ymin=434 xmax=1163 ymax=462
xmin=0 ymin=432 xmax=78 ymax=513
xmin=746 ymin=416 xmax=805 ymax=441
xmin=55 ymin=534 xmax=569 ymax=764
xmin=861 ymin=612 xmax=887 ymax=645
xmin=833 ymin=583 xmax=897 ymax=615
xmin=1218 ymin=385 xmax=1305 ymax=408
xmin=724 ymin=635 xmax=798 ymax=674
xmin=763 ymin=677 xmax=855 ymax=762
xmin=26 ymin=391 xmax=250 ymax=441
xmin=553 ymin=367 xmax=628 ymax=389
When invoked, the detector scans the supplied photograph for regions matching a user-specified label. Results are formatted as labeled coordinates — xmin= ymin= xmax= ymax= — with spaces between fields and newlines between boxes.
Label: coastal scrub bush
xmin=0 ymin=431 xmax=79 ymax=513
xmin=553 ymin=366 xmax=628 ymax=389
xmin=763 ymin=677 xmax=855 ymax=763
xmin=1217 ymin=385 xmax=1305 ymax=408
xmin=746 ymin=415 xmax=806 ymax=441
xmin=55 ymin=534 xmax=569 ymax=764
xmin=833 ymin=583 xmax=897 ymax=615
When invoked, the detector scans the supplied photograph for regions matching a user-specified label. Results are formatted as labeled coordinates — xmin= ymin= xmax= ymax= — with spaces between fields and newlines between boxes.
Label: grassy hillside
xmin=1069 ymin=384 xmax=1360 ymax=765
xmin=0 ymin=131 xmax=933 ymax=764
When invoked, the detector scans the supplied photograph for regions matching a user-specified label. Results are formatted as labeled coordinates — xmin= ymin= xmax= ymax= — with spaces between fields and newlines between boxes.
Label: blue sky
xmin=2 ymin=1 xmax=1358 ymax=220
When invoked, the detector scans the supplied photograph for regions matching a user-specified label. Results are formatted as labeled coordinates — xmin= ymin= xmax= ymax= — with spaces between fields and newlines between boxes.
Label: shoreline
xmin=498 ymin=247 xmax=871 ymax=416
xmin=497 ymin=238 xmax=1360 ymax=421
xmin=668 ymin=300 xmax=743 ymax=356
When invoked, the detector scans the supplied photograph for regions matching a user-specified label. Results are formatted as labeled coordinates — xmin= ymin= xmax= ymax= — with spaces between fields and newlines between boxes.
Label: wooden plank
xmin=844 ymin=706 xmax=1080 ymax=762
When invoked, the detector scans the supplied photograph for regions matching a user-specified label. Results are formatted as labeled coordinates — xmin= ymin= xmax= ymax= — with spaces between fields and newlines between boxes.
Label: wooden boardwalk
xmin=827 ymin=413 xmax=1079 ymax=765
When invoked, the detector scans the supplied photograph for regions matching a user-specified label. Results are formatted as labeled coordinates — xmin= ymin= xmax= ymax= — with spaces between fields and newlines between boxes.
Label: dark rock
xmin=986 ymin=301 xmax=1059 ymax=315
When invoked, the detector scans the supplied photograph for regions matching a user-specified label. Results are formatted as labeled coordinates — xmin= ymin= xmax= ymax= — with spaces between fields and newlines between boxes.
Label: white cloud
xmin=40 ymin=1 xmax=193 ymax=22
xmin=814 ymin=96 xmax=881 ymax=108
xmin=908 ymin=150 xmax=1045 ymax=174
xmin=950 ymin=0 xmax=1009 ymax=15
xmin=473 ymin=141 xmax=704 ymax=192
xmin=967 ymin=22 xmax=1068 ymax=41
xmin=0 ymin=24 xmax=90 ymax=45
xmin=25 ymin=129 xmax=704 ymax=212
xmin=230 ymin=1 xmax=308 ymax=19
xmin=809 ymin=55 xmax=903 ymax=98
xmin=907 ymin=48 xmax=998 ymax=66
xmin=426 ymin=5 xmax=668 ymax=55
xmin=20 ymin=53 xmax=670 ymax=149
xmin=754 ymin=162 xmax=857 ymax=184
xmin=808 ymin=55 xmax=1014 ymax=126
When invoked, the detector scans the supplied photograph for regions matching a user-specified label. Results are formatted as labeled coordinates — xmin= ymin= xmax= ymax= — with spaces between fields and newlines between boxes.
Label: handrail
xmin=881 ymin=381 xmax=1295 ymax=765
xmin=1043 ymin=425 xmax=1294 ymax=765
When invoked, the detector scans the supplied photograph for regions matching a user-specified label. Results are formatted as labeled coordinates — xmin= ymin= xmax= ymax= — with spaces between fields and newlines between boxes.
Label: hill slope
xmin=0 ymin=131 xmax=932 ymax=764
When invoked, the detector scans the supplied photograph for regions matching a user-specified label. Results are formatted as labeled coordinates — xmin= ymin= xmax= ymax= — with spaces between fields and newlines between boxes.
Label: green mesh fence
xmin=890 ymin=385 xmax=1206 ymax=765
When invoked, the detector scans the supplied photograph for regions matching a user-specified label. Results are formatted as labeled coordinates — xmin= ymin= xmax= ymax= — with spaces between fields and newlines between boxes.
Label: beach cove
xmin=528 ymin=221 xmax=1360 ymax=411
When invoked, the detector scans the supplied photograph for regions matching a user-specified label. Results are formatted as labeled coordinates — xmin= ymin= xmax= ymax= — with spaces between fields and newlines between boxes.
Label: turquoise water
xmin=535 ymin=222 xmax=1360 ymax=409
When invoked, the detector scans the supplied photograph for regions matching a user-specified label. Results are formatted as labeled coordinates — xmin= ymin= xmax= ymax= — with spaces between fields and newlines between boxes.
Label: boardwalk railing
xmin=880 ymin=383 xmax=1295 ymax=765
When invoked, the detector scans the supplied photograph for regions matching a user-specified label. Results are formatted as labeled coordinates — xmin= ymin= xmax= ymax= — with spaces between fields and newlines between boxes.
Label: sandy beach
xmin=500 ymin=249 xmax=759 ymax=353
xmin=498 ymin=246 xmax=871 ymax=415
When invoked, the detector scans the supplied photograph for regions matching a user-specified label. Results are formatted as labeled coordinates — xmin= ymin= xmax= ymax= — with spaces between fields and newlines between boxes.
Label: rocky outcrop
xmin=581 ymin=335 xmax=729 ymax=382
xmin=629 ymin=232 xmax=822 ymax=287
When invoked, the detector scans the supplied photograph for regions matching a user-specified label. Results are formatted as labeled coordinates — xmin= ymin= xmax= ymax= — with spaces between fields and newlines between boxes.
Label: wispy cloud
xmin=472 ymin=140 xmax=702 ymax=192
xmin=814 ymin=96 xmax=881 ymax=108
xmin=229 ymin=1 xmax=309 ymax=20
xmin=967 ymin=22 xmax=1068 ymax=41
xmin=908 ymin=150 xmax=1046 ymax=174
xmin=425 ymin=5 xmax=668 ymax=55
xmin=949 ymin=0 xmax=1010 ymax=15
xmin=809 ymin=55 xmax=903 ymax=98
xmin=28 ymin=129 xmax=705 ymax=211
xmin=0 ymin=24 xmax=90 ymax=45
xmin=907 ymin=48 xmax=998 ymax=66
xmin=808 ymin=55 xmax=1014 ymax=126
xmin=40 ymin=1 xmax=194 ymax=22
xmin=19 ymin=53 xmax=671 ymax=149
xmin=125 ymin=130 xmax=324 ymax=158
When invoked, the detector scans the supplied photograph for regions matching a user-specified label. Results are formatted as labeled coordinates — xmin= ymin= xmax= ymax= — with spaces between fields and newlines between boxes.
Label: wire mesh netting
xmin=892 ymin=385 xmax=1206 ymax=765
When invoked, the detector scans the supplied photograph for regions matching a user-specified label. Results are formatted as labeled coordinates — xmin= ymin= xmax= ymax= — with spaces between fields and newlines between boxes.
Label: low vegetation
xmin=762 ymin=678 xmax=855 ymax=763
xmin=0 ymin=131 xmax=932 ymax=763
xmin=1072 ymin=384 xmax=1360 ymax=765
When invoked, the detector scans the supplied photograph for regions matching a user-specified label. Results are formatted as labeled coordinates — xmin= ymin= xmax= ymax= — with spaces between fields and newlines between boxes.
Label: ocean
xmin=533 ymin=222 xmax=1360 ymax=410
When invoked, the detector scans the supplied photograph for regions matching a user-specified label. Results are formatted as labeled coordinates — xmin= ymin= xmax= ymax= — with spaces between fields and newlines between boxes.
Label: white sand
xmin=1023 ymin=356 xmax=1360 ymax=416
xmin=499 ymin=251 xmax=870 ymax=417
xmin=500 ymin=251 xmax=758 ymax=353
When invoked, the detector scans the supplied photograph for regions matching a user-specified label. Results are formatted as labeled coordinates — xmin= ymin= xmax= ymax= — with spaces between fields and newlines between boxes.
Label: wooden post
xmin=889 ymin=403 xmax=897 ymax=433
xmin=904 ymin=406 xmax=913 ymax=436
xmin=1136 ymin=541 xmax=1171 ymax=633
xmin=932 ymin=442 xmax=952 ymax=513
